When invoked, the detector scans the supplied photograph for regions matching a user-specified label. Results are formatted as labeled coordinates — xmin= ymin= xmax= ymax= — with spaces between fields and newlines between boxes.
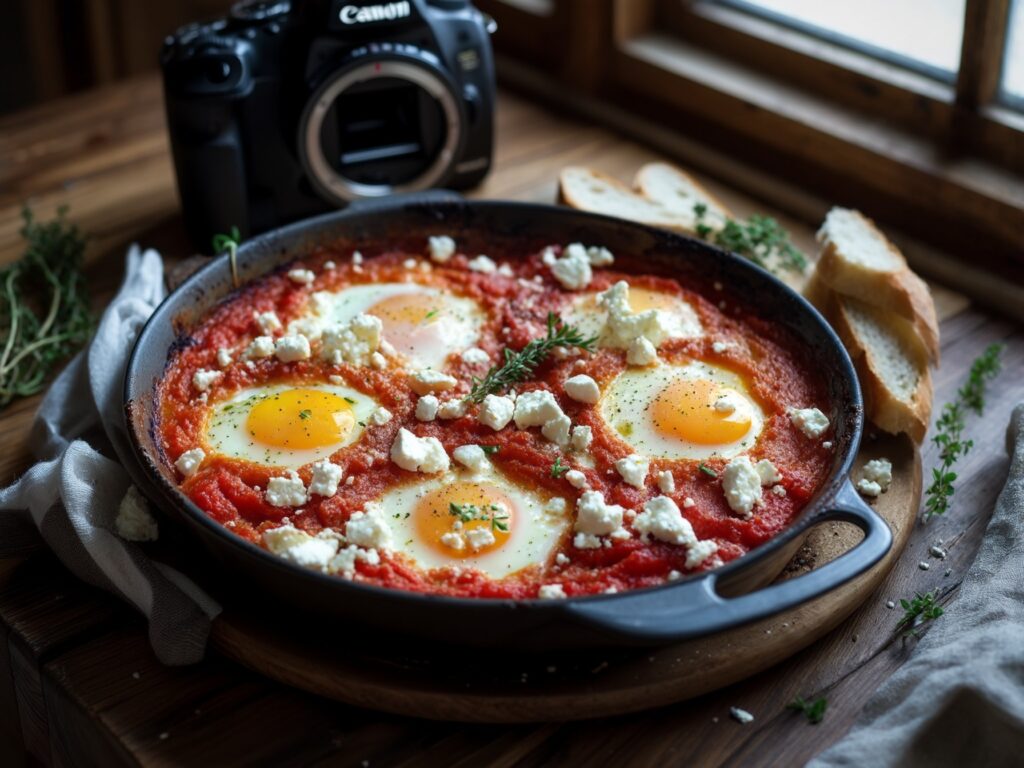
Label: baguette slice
xmin=816 ymin=208 xmax=940 ymax=364
xmin=831 ymin=294 xmax=933 ymax=443
xmin=558 ymin=167 xmax=703 ymax=235
xmin=634 ymin=162 xmax=732 ymax=231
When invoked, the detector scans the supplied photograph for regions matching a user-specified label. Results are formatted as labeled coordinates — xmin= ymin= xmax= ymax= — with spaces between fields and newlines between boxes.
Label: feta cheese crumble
xmin=390 ymin=428 xmax=450 ymax=473
xmin=308 ymin=460 xmax=343 ymax=498
xmin=428 ymin=235 xmax=456 ymax=263
xmin=174 ymin=447 xmax=205 ymax=478
xmin=264 ymin=525 xmax=338 ymax=571
xmin=546 ymin=243 xmax=593 ymax=291
xmin=461 ymin=347 xmax=490 ymax=366
xmin=345 ymin=503 xmax=393 ymax=549
xmin=859 ymin=458 xmax=893 ymax=497
xmin=409 ymin=369 xmax=458 ymax=395
xmin=538 ymin=584 xmax=567 ymax=600
xmin=789 ymin=407 xmax=830 ymax=439
xmin=657 ymin=470 xmax=675 ymax=494
xmin=274 ymin=334 xmax=311 ymax=363
xmin=320 ymin=313 xmax=382 ymax=366
xmin=453 ymin=444 xmax=491 ymax=473
xmin=513 ymin=390 xmax=564 ymax=429
xmin=573 ymin=490 xmax=627 ymax=548
xmin=254 ymin=311 xmax=282 ymax=334
xmin=192 ymin=369 xmax=222 ymax=392
xmin=368 ymin=406 xmax=393 ymax=426
xmin=287 ymin=268 xmax=315 ymax=285
xmin=563 ymin=374 xmax=600 ymax=404
xmin=415 ymin=395 xmax=440 ymax=422
xmin=216 ymin=348 xmax=233 ymax=368
xmin=245 ymin=335 xmax=275 ymax=359
xmin=467 ymin=255 xmax=497 ymax=273
xmin=614 ymin=454 xmax=649 ymax=489
xmin=479 ymin=394 xmax=515 ymax=431
xmin=541 ymin=413 xmax=572 ymax=447
xmin=596 ymin=281 xmax=671 ymax=363
xmin=634 ymin=496 xmax=696 ymax=546
xmin=266 ymin=471 xmax=307 ymax=507
xmin=754 ymin=459 xmax=782 ymax=486
xmin=437 ymin=399 xmax=468 ymax=419
xmin=571 ymin=425 xmax=593 ymax=452
xmin=722 ymin=456 xmax=762 ymax=518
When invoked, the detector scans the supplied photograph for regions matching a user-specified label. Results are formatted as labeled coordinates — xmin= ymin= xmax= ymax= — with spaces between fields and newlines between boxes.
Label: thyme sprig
xmin=551 ymin=456 xmax=569 ymax=478
xmin=0 ymin=207 xmax=93 ymax=410
xmin=693 ymin=203 xmax=807 ymax=274
xmin=465 ymin=312 xmax=597 ymax=403
xmin=212 ymin=226 xmax=242 ymax=288
xmin=923 ymin=344 xmax=1003 ymax=521
xmin=896 ymin=590 xmax=944 ymax=638
xmin=788 ymin=696 xmax=827 ymax=725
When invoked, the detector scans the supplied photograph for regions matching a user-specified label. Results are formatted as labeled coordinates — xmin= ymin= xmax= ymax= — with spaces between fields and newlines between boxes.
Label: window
xmin=1002 ymin=0 xmax=1024 ymax=104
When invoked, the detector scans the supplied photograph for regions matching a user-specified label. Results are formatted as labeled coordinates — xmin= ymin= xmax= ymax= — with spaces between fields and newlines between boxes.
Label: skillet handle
xmin=564 ymin=479 xmax=892 ymax=643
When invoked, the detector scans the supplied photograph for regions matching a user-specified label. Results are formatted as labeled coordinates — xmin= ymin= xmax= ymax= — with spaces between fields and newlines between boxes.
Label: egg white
xmin=378 ymin=469 xmax=570 ymax=578
xmin=291 ymin=282 xmax=485 ymax=370
xmin=202 ymin=382 xmax=379 ymax=469
xmin=600 ymin=361 xmax=764 ymax=461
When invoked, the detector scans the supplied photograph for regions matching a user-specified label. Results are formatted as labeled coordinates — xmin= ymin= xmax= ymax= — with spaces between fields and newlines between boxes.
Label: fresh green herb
xmin=298 ymin=409 xmax=312 ymax=420
xmin=692 ymin=204 xmax=807 ymax=274
xmin=343 ymin=396 xmax=356 ymax=404
xmin=423 ymin=309 xmax=439 ymax=322
xmin=923 ymin=344 xmax=1003 ymax=521
xmin=481 ymin=445 xmax=500 ymax=455
xmin=449 ymin=502 xmax=508 ymax=531
xmin=449 ymin=502 xmax=476 ymax=523
xmin=551 ymin=456 xmax=569 ymax=478
xmin=465 ymin=313 xmax=597 ymax=402
xmin=788 ymin=696 xmax=828 ymax=725
xmin=211 ymin=226 xmax=242 ymax=288
xmin=491 ymin=514 xmax=510 ymax=532
xmin=0 ymin=207 xmax=93 ymax=411
xmin=896 ymin=590 xmax=944 ymax=638
xmin=698 ymin=462 xmax=717 ymax=478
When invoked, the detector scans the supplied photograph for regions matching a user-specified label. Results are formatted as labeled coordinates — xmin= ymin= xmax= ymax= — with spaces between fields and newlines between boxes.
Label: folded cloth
xmin=810 ymin=403 xmax=1024 ymax=768
xmin=0 ymin=246 xmax=220 ymax=665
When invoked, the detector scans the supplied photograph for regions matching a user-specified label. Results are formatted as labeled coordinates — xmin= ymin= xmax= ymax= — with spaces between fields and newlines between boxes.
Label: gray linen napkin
xmin=0 ymin=245 xmax=220 ymax=665
xmin=811 ymin=403 xmax=1024 ymax=767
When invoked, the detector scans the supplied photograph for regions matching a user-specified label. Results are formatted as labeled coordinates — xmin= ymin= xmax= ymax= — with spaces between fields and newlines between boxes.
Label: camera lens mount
xmin=298 ymin=48 xmax=464 ymax=204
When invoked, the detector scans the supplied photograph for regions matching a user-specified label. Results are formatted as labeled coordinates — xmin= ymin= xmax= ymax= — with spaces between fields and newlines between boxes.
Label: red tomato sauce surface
xmin=157 ymin=241 xmax=834 ymax=598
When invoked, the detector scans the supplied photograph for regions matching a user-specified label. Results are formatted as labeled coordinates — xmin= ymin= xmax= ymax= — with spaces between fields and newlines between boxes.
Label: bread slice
xmin=558 ymin=167 xmax=704 ymax=235
xmin=815 ymin=208 xmax=940 ymax=364
xmin=830 ymin=295 xmax=933 ymax=443
xmin=633 ymin=162 xmax=732 ymax=231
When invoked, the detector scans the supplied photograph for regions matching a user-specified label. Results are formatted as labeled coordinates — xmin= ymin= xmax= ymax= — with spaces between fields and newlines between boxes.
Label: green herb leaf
xmin=692 ymin=204 xmax=806 ymax=274
xmin=923 ymin=344 xmax=1003 ymax=521
xmin=211 ymin=226 xmax=242 ymax=287
xmin=698 ymin=462 xmax=717 ymax=478
xmin=0 ymin=207 xmax=93 ymax=411
xmin=298 ymin=409 xmax=312 ymax=420
xmin=788 ymin=696 xmax=828 ymax=724
xmin=449 ymin=502 xmax=476 ymax=522
xmin=896 ymin=590 xmax=945 ymax=638
xmin=481 ymin=445 xmax=500 ymax=455
xmin=551 ymin=456 xmax=569 ymax=478
xmin=491 ymin=514 xmax=510 ymax=532
xmin=465 ymin=313 xmax=597 ymax=403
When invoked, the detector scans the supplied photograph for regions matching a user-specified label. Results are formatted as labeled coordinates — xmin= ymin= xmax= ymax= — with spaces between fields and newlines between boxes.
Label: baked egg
xmin=561 ymin=285 xmax=702 ymax=341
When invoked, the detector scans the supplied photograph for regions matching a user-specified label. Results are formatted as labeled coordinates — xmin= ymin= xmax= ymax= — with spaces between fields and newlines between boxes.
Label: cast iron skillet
xmin=123 ymin=191 xmax=892 ymax=649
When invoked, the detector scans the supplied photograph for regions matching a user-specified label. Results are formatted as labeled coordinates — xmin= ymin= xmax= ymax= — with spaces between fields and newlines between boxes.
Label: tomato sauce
xmin=157 ymin=242 xmax=833 ymax=598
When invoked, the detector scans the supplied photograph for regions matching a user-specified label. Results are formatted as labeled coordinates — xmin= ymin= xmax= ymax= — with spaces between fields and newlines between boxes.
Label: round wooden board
xmin=211 ymin=432 xmax=920 ymax=723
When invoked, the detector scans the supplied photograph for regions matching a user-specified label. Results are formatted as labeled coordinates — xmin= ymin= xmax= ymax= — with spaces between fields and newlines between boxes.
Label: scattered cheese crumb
xmin=321 ymin=314 xmax=382 ymax=366
xmin=712 ymin=341 xmax=730 ymax=354
xmin=461 ymin=347 xmax=490 ymax=366
xmin=453 ymin=445 xmax=490 ymax=473
xmin=409 ymin=369 xmax=458 ymax=395
xmin=574 ymin=490 xmax=626 ymax=547
xmin=174 ymin=448 xmax=205 ymax=478
xmin=555 ymin=552 xmax=571 ymax=566
xmin=683 ymin=497 xmax=696 ymax=508
xmin=755 ymin=459 xmax=782 ymax=486
xmin=538 ymin=584 xmax=567 ymax=599
xmin=513 ymin=390 xmax=564 ymax=429
xmin=789 ymin=407 xmax=830 ymax=439
xmin=266 ymin=472 xmax=307 ymax=507
xmin=441 ymin=531 xmax=465 ymax=550
xmin=415 ymin=395 xmax=439 ymax=422
xmin=730 ymin=707 xmax=755 ymax=724
xmin=370 ymin=352 xmax=387 ymax=370
xmin=479 ymin=394 xmax=515 ymax=430
xmin=329 ymin=545 xmax=380 ymax=576
xmin=115 ymin=485 xmax=158 ymax=542
xmin=192 ymin=369 xmax=222 ymax=392
xmin=427 ymin=235 xmax=456 ymax=263
xmin=467 ymin=255 xmax=497 ymax=273
xmin=308 ymin=460 xmax=343 ymax=497
xmin=614 ymin=454 xmax=649 ymax=489
xmin=541 ymin=414 xmax=572 ymax=447
xmin=274 ymin=334 xmax=311 ymax=363
xmin=323 ymin=260 xmax=336 ymax=270
xmin=722 ymin=457 xmax=762 ymax=518
xmin=346 ymin=503 xmax=393 ymax=549
xmin=564 ymin=374 xmax=600 ymax=404
xmin=368 ymin=406 xmax=393 ymax=426
xmin=263 ymin=525 xmax=338 ymax=570
xmin=686 ymin=539 xmax=719 ymax=569
xmin=216 ymin=348 xmax=233 ymax=368
xmin=390 ymin=428 xmax=450 ymax=473
xmin=862 ymin=458 xmax=893 ymax=492
xmin=437 ymin=399 xmax=468 ymax=420
xmin=255 ymin=311 xmax=282 ymax=334
xmin=465 ymin=527 xmax=496 ymax=551
xmin=566 ymin=470 xmax=588 ymax=489
xmin=547 ymin=243 xmax=593 ymax=291
xmin=288 ymin=268 xmax=315 ymax=285
xmin=857 ymin=479 xmax=882 ymax=497
xmin=245 ymin=335 xmax=275 ymax=359
xmin=634 ymin=496 xmax=696 ymax=546
xmin=771 ymin=484 xmax=787 ymax=497
xmin=626 ymin=337 xmax=658 ymax=367
xmin=571 ymin=425 xmax=593 ymax=452
xmin=657 ymin=471 xmax=675 ymax=494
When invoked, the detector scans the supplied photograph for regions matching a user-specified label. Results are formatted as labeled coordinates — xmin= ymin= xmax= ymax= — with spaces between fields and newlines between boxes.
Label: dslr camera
xmin=161 ymin=0 xmax=495 ymax=247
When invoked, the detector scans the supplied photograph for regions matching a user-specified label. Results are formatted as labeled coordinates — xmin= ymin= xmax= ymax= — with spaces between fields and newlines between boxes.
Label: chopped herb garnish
xmin=491 ymin=514 xmax=510 ymax=532
xmin=924 ymin=344 xmax=1003 ymax=521
xmin=423 ymin=309 xmax=438 ymax=321
xmin=692 ymin=204 xmax=806 ymax=274
xmin=788 ymin=696 xmax=827 ymax=725
xmin=211 ymin=226 xmax=242 ymax=288
xmin=298 ymin=409 xmax=312 ymax=420
xmin=465 ymin=313 xmax=597 ymax=402
xmin=698 ymin=462 xmax=717 ymax=478
xmin=897 ymin=590 xmax=945 ymax=638
xmin=551 ymin=456 xmax=569 ymax=478
xmin=449 ymin=502 xmax=476 ymax=523
xmin=343 ymin=396 xmax=356 ymax=404
xmin=0 ymin=207 xmax=93 ymax=411
xmin=481 ymin=445 xmax=500 ymax=455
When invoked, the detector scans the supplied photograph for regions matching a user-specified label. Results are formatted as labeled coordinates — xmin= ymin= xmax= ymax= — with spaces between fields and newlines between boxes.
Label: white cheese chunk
xmin=571 ymin=425 xmax=593 ymax=452
xmin=771 ymin=484 xmax=787 ymax=497
xmin=862 ymin=458 xmax=893 ymax=491
xmin=546 ymin=497 xmax=569 ymax=515
xmin=564 ymin=374 xmax=600 ymax=404
xmin=722 ymin=457 xmax=762 ymax=518
xmin=428 ymin=235 xmax=456 ymax=263
xmin=345 ymin=503 xmax=393 ymax=549
xmin=657 ymin=470 xmax=675 ymax=494
xmin=857 ymin=479 xmax=882 ymax=497
xmin=614 ymin=454 xmax=649 ymax=489
xmin=370 ymin=352 xmax=387 ymax=370
xmin=390 ymin=428 xmax=450 ymax=473
xmin=634 ymin=496 xmax=696 ymax=546
xmin=479 ymin=394 xmax=515 ymax=430
xmin=263 ymin=525 xmax=339 ymax=571
xmin=755 ymin=459 xmax=782 ymax=486
xmin=548 ymin=243 xmax=593 ymax=291
xmin=437 ymin=399 xmax=468 ymax=420
xmin=789 ymin=407 xmax=830 ymax=439
xmin=245 ymin=335 xmax=275 ymax=359
xmin=685 ymin=539 xmax=719 ymax=569
xmin=216 ymin=348 xmax=233 ymax=368
xmin=265 ymin=471 xmax=307 ymax=507
xmin=574 ymin=490 xmax=625 ymax=538
xmin=115 ymin=485 xmax=158 ymax=542
xmin=320 ymin=313 xmax=382 ymax=366
xmin=566 ymin=469 xmax=588 ymax=489
xmin=453 ymin=445 xmax=490 ymax=473
xmin=597 ymin=281 xmax=671 ymax=353
xmin=584 ymin=245 xmax=614 ymax=266
xmin=368 ymin=406 xmax=393 ymax=426
xmin=274 ymin=334 xmax=311 ymax=363
xmin=329 ymin=544 xmax=379 ymax=576
xmin=192 ymin=368 xmax=222 ymax=392
xmin=415 ymin=395 xmax=440 ymax=422
xmin=440 ymin=531 xmax=465 ymax=550
xmin=467 ymin=255 xmax=497 ymax=273
xmin=683 ymin=496 xmax=696 ymax=508
xmin=409 ymin=369 xmax=458 ymax=395
xmin=513 ymin=389 xmax=564 ymax=429
xmin=541 ymin=414 xmax=572 ymax=447
xmin=626 ymin=336 xmax=658 ymax=367
xmin=465 ymin=527 xmax=496 ymax=551
xmin=254 ymin=311 xmax=282 ymax=334
xmin=308 ymin=460 xmax=343 ymax=498
xmin=538 ymin=584 xmax=567 ymax=599
xmin=174 ymin=447 xmax=205 ymax=478
xmin=461 ymin=347 xmax=490 ymax=366
xmin=287 ymin=268 xmax=315 ymax=285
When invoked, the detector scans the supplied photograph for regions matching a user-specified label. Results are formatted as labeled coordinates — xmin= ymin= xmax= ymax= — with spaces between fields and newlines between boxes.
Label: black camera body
xmin=161 ymin=0 xmax=495 ymax=247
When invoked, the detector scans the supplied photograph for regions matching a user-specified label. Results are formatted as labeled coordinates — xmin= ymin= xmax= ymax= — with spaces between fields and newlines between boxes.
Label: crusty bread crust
xmin=816 ymin=209 xmax=940 ymax=364
xmin=558 ymin=167 xmax=700 ymax=235
xmin=830 ymin=295 xmax=933 ymax=443
xmin=633 ymin=162 xmax=734 ymax=222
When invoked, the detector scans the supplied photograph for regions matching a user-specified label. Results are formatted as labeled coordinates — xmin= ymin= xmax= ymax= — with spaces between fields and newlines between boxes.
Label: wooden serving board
xmin=211 ymin=431 xmax=920 ymax=723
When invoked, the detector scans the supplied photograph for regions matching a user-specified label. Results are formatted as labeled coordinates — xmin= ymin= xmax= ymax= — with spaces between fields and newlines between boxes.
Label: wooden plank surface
xmin=0 ymin=74 xmax=1021 ymax=767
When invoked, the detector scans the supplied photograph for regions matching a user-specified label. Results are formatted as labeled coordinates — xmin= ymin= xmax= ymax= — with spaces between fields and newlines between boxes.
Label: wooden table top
xmin=1 ymin=74 xmax=1022 ymax=768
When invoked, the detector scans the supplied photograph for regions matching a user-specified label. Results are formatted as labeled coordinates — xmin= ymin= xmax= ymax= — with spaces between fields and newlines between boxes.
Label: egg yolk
xmin=627 ymin=287 xmax=679 ymax=313
xmin=246 ymin=388 xmax=356 ymax=450
xmin=413 ymin=481 xmax=514 ymax=558
xmin=651 ymin=378 xmax=753 ymax=446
